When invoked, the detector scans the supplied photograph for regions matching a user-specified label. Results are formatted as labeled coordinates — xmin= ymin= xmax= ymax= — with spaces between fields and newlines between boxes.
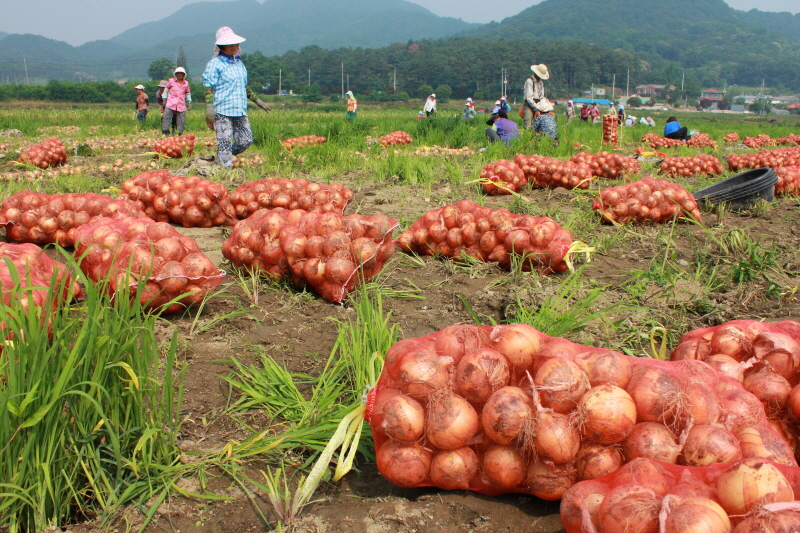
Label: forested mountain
xmin=739 ymin=9 xmax=800 ymax=43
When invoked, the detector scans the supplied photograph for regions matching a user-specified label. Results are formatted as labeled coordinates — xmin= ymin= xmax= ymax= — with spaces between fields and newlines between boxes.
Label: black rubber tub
xmin=692 ymin=167 xmax=778 ymax=210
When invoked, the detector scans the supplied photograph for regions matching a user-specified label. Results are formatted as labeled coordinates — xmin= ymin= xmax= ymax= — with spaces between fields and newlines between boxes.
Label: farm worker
xmin=202 ymin=26 xmax=271 ymax=167
xmin=345 ymin=91 xmax=357 ymax=121
xmin=424 ymin=93 xmax=437 ymax=117
xmin=625 ymin=115 xmax=636 ymax=127
xmin=499 ymin=96 xmax=511 ymax=114
xmin=523 ymin=63 xmax=549 ymax=129
xmin=491 ymin=100 xmax=502 ymax=116
xmin=639 ymin=116 xmax=649 ymax=125
xmin=590 ymin=103 xmax=601 ymax=123
xmin=162 ymin=67 xmax=191 ymax=136
xmin=565 ymin=99 xmax=575 ymax=123
xmin=532 ymin=99 xmax=559 ymax=147
xmin=617 ymin=104 xmax=625 ymax=125
xmin=606 ymin=103 xmax=617 ymax=115
xmin=647 ymin=116 xmax=656 ymax=127
xmin=664 ymin=116 xmax=692 ymax=140
xmin=580 ymin=104 xmax=590 ymax=122
xmin=156 ymin=80 xmax=168 ymax=112
xmin=134 ymin=84 xmax=149 ymax=124
xmin=463 ymin=97 xmax=476 ymax=119
xmin=485 ymin=110 xmax=520 ymax=145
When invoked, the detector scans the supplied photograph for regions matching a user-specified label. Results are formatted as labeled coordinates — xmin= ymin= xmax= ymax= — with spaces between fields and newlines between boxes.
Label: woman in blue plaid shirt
xmin=203 ymin=27 xmax=270 ymax=167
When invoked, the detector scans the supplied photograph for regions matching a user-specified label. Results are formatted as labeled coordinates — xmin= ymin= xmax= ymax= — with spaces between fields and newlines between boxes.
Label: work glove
xmin=205 ymin=103 xmax=216 ymax=131
xmin=254 ymin=98 xmax=271 ymax=113
xmin=246 ymin=87 xmax=270 ymax=113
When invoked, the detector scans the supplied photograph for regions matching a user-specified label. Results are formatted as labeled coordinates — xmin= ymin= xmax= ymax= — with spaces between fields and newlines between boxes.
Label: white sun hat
xmin=174 ymin=67 xmax=186 ymax=75
xmin=431 ymin=93 xmax=436 ymax=98
xmin=530 ymin=64 xmax=550 ymax=80
xmin=134 ymin=84 xmax=145 ymax=90
xmin=535 ymin=99 xmax=554 ymax=113
xmin=215 ymin=26 xmax=246 ymax=45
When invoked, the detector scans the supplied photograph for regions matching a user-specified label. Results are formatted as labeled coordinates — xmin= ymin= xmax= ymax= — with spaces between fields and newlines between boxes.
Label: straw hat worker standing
xmin=523 ymin=64 xmax=549 ymax=129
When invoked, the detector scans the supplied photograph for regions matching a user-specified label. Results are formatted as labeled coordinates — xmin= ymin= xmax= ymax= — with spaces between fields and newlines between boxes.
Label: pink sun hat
xmin=215 ymin=26 xmax=246 ymax=45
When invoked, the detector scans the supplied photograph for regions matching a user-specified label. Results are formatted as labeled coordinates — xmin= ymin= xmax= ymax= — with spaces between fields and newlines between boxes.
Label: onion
xmin=534 ymin=410 xmax=580 ymax=463
xmin=384 ymin=341 xmax=424 ymax=380
xmin=398 ymin=351 xmax=454 ymax=400
xmin=534 ymin=357 xmax=589 ymax=414
xmin=378 ymin=393 xmax=425 ymax=443
xmin=454 ymin=347 xmax=510 ymax=403
xmin=742 ymin=365 xmax=792 ymax=416
xmin=526 ymin=460 xmax=576 ymax=501
xmin=577 ymin=385 xmax=637 ymax=444
xmin=662 ymin=496 xmax=731 ymax=533
xmin=790 ymin=384 xmax=800 ymax=418
xmin=425 ymin=393 xmax=478 ymax=450
xmin=717 ymin=382 xmax=767 ymax=432
xmin=574 ymin=350 xmax=632 ymax=388
xmin=433 ymin=325 xmax=489 ymax=362
xmin=599 ymin=483 xmax=661 ymax=533
xmin=376 ymin=441 xmax=432 ymax=488
xmin=483 ymin=444 xmax=528 ymax=489
xmin=733 ymin=504 xmax=800 ymax=533
xmin=481 ymin=386 xmax=533 ymax=445
xmin=611 ymin=458 xmax=675 ymax=496
xmin=622 ymin=422 xmax=680 ymax=464
xmin=429 ymin=447 xmax=479 ymax=490
xmin=736 ymin=427 xmax=798 ymax=466
xmin=681 ymin=425 xmax=743 ymax=466
xmin=560 ymin=479 xmax=608 ymax=533
xmin=711 ymin=325 xmax=753 ymax=361
xmin=626 ymin=365 xmax=682 ymax=424
xmin=706 ymin=354 xmax=747 ymax=382
xmin=490 ymin=323 xmax=541 ymax=370
xmin=752 ymin=332 xmax=800 ymax=377
xmin=575 ymin=443 xmax=623 ymax=480
xmin=716 ymin=458 xmax=794 ymax=515
xmin=684 ymin=382 xmax=722 ymax=426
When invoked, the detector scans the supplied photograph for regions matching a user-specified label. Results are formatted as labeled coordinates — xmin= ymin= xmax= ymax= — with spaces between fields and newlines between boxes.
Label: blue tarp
xmin=571 ymin=98 xmax=613 ymax=106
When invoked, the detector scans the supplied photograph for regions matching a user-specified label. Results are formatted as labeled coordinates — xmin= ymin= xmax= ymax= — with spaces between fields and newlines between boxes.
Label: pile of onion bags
xmin=602 ymin=115 xmax=618 ymax=148
xmin=480 ymin=160 xmax=526 ymax=195
xmin=379 ymin=131 xmax=413 ymax=147
xmin=229 ymin=177 xmax=353 ymax=219
xmin=724 ymin=133 xmax=740 ymax=143
xmin=395 ymin=200 xmax=574 ymax=274
xmin=775 ymin=166 xmax=800 ymax=196
xmin=73 ymin=217 xmax=224 ymax=313
xmin=744 ymin=135 xmax=779 ymax=149
xmin=153 ymin=134 xmax=195 ymax=158
xmin=119 ymin=170 xmax=237 ymax=227
xmin=561 ymin=457 xmax=800 ymax=533
xmin=513 ymin=154 xmax=594 ymax=190
xmin=0 ymin=190 xmax=147 ymax=246
xmin=727 ymin=147 xmax=800 ymax=171
xmin=642 ymin=132 xmax=685 ymax=149
xmin=222 ymin=209 xmax=397 ymax=303
xmin=592 ymin=178 xmax=702 ymax=224
xmin=569 ymin=152 xmax=642 ymax=179
xmin=282 ymin=135 xmax=326 ymax=150
xmin=0 ymin=242 xmax=82 ymax=311
xmin=369 ymin=323 xmax=796 ymax=499
xmin=18 ymin=136 xmax=68 ymax=169
xmin=659 ymin=155 xmax=724 ymax=177
xmin=687 ymin=133 xmax=718 ymax=149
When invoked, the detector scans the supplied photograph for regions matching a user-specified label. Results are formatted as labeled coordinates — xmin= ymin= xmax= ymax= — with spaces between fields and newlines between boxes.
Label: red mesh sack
xmin=592 ymin=177 xmax=702 ymax=224
xmin=395 ymin=200 xmax=575 ymax=274
xmin=724 ymin=132 xmax=740 ymax=143
xmin=153 ymin=134 xmax=195 ymax=158
xmin=642 ymin=132 xmax=684 ymax=149
xmin=221 ymin=209 xmax=397 ymax=303
xmin=18 ymin=136 xmax=68 ymax=169
xmin=479 ymin=159 xmax=526 ymax=195
xmin=660 ymin=155 xmax=723 ymax=177
xmin=73 ymin=217 xmax=224 ymax=313
xmin=775 ymin=166 xmax=800 ymax=196
xmin=379 ymin=131 xmax=413 ymax=147
xmin=727 ymin=147 xmax=800 ymax=171
xmin=0 ymin=191 xmax=147 ymax=246
xmin=0 ymin=242 xmax=82 ymax=311
xmin=744 ymin=134 xmax=778 ymax=149
xmin=513 ymin=154 xmax=594 ymax=190
xmin=369 ymin=324 xmax=795 ymax=499
xmin=282 ymin=135 xmax=326 ymax=150
xmin=229 ymin=177 xmax=353 ymax=219
xmin=602 ymin=115 xmax=618 ymax=148
xmin=569 ymin=152 xmax=642 ymax=179
xmin=561 ymin=458 xmax=800 ymax=533
xmin=687 ymin=133 xmax=718 ymax=148
xmin=119 ymin=170 xmax=237 ymax=227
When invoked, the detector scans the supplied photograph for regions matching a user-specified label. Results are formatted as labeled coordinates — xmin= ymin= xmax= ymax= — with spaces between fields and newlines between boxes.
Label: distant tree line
xmin=0 ymin=79 xmax=204 ymax=103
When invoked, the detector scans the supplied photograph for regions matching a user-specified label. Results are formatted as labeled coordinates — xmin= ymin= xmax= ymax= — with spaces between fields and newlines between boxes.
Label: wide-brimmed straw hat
xmin=215 ymin=26 xmax=246 ymax=45
xmin=530 ymin=64 xmax=550 ymax=80
xmin=134 ymin=84 xmax=145 ymax=90
xmin=158 ymin=80 xmax=168 ymax=87
xmin=345 ymin=91 xmax=354 ymax=98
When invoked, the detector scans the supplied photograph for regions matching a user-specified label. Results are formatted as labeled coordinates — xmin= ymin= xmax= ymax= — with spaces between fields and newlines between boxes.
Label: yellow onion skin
xmin=716 ymin=458 xmax=795 ymax=515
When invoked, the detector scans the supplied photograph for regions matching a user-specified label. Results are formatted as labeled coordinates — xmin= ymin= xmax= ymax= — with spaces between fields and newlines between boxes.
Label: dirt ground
xmin=61 ymin=163 xmax=800 ymax=533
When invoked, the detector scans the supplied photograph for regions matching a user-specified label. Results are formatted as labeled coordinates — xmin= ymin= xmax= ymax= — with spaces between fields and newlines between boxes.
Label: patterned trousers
xmin=214 ymin=114 xmax=253 ymax=168
xmin=162 ymin=108 xmax=186 ymax=136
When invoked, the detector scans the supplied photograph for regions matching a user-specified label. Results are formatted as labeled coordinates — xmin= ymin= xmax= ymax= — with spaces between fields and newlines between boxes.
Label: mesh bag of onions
xmin=686 ymin=133 xmax=718 ymax=149
xmin=282 ymin=135 xmax=326 ymax=151
xmin=602 ymin=115 xmax=619 ymax=149
xmin=17 ymin=136 xmax=68 ymax=169
xmin=153 ymin=134 xmax=195 ymax=158
xmin=229 ymin=177 xmax=353 ymax=219
xmin=727 ymin=147 xmax=800 ymax=171
xmin=73 ymin=217 xmax=224 ymax=313
xmin=569 ymin=152 xmax=642 ymax=180
xmin=513 ymin=154 xmax=594 ymax=190
xmin=119 ymin=170 xmax=237 ymax=227
xmin=641 ymin=133 xmax=685 ymax=150
xmin=379 ymin=131 xmax=413 ymax=147
xmin=775 ymin=166 xmax=800 ymax=196
xmin=395 ymin=200 xmax=574 ymax=274
xmin=0 ymin=190 xmax=147 ymax=246
xmin=592 ymin=177 xmax=702 ymax=224
xmin=744 ymin=135 xmax=778 ymax=149
xmin=479 ymin=160 xmax=527 ymax=195
xmin=368 ymin=323 xmax=795 ymax=499
xmin=0 ymin=242 xmax=83 ymax=311
xmin=561 ymin=457 xmax=800 ymax=533
xmin=660 ymin=155 xmax=723 ymax=177
xmin=724 ymin=133 xmax=740 ymax=143
xmin=221 ymin=208 xmax=397 ymax=303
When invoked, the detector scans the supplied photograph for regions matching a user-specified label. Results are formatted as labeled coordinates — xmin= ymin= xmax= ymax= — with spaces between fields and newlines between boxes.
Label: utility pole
xmin=612 ymin=74 xmax=616 ymax=102
xmin=278 ymin=69 xmax=282 ymax=95
xmin=393 ymin=65 xmax=397 ymax=92
xmin=23 ymin=55 xmax=29 ymax=85
xmin=341 ymin=62 xmax=344 ymax=98
xmin=308 ymin=68 xmax=311 ymax=86
xmin=347 ymin=74 xmax=349 ymax=91
xmin=626 ymin=68 xmax=629 ymax=97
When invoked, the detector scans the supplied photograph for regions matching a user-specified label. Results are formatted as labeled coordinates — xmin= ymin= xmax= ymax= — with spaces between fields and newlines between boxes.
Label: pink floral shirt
xmin=165 ymin=78 xmax=190 ymax=112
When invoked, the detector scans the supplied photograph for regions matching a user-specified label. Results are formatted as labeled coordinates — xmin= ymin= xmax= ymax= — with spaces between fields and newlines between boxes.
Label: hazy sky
xmin=2 ymin=0 xmax=798 ymax=46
